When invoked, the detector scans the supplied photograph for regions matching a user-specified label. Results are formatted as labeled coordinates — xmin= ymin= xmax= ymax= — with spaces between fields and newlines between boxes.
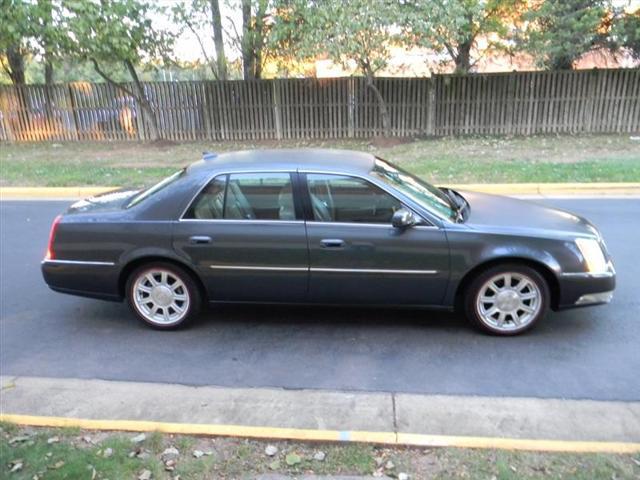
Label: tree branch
xmin=184 ymin=17 xmax=218 ymax=79
xmin=90 ymin=58 xmax=138 ymax=100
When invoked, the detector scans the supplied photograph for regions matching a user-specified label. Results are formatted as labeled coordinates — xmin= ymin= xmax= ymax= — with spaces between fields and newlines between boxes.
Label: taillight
xmin=45 ymin=214 xmax=62 ymax=260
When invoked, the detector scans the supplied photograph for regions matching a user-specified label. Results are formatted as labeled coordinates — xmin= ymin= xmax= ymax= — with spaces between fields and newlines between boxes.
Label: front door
xmin=303 ymin=173 xmax=450 ymax=305
xmin=173 ymin=172 xmax=309 ymax=303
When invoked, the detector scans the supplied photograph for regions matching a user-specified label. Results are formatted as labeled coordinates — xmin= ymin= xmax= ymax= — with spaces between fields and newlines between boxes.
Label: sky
xmin=152 ymin=0 xmax=243 ymax=62
xmin=152 ymin=0 xmax=640 ymax=63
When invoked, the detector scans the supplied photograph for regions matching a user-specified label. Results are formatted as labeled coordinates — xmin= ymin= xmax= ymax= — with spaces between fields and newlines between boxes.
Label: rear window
xmin=183 ymin=172 xmax=296 ymax=221
xmin=126 ymin=169 xmax=185 ymax=208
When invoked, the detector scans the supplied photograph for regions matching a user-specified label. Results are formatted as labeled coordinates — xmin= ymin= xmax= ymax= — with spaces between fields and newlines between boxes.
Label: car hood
xmin=66 ymin=188 xmax=141 ymax=214
xmin=459 ymin=190 xmax=599 ymax=238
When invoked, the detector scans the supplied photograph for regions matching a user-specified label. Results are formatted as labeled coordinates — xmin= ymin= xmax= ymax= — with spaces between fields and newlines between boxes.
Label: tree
xmin=230 ymin=0 xmax=270 ymax=79
xmin=520 ymin=0 xmax=611 ymax=70
xmin=609 ymin=7 xmax=640 ymax=60
xmin=1 ymin=0 xmax=32 ymax=85
xmin=1 ymin=1 xmax=69 ymax=85
xmin=65 ymin=0 xmax=174 ymax=140
xmin=172 ymin=0 xmax=228 ymax=80
xmin=271 ymin=0 xmax=397 ymax=134
xmin=399 ymin=0 xmax=525 ymax=74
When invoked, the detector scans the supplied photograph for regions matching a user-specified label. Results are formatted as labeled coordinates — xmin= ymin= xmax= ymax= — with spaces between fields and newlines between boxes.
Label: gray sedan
xmin=41 ymin=149 xmax=615 ymax=335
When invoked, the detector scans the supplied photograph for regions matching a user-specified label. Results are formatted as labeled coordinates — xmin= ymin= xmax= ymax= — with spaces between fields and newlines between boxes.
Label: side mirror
xmin=392 ymin=208 xmax=416 ymax=229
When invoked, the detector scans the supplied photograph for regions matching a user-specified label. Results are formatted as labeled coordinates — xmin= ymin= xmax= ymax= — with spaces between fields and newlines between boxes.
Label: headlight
xmin=575 ymin=238 xmax=608 ymax=274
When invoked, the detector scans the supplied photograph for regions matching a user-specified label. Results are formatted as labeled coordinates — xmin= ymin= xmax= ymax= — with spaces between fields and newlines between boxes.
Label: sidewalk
xmin=2 ymin=376 xmax=639 ymax=453
xmin=1 ymin=183 xmax=640 ymax=200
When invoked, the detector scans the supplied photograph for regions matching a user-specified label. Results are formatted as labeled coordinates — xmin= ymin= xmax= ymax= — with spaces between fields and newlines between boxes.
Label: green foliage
xmin=399 ymin=0 xmax=525 ymax=73
xmin=271 ymin=0 xmax=399 ymax=76
xmin=610 ymin=8 xmax=640 ymax=59
xmin=520 ymin=0 xmax=611 ymax=70
xmin=64 ymin=0 xmax=174 ymax=68
xmin=0 ymin=0 xmax=69 ymax=83
xmin=0 ymin=0 xmax=31 ymax=52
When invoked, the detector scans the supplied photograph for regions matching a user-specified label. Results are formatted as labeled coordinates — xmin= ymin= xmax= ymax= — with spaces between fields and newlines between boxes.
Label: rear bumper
xmin=41 ymin=260 xmax=122 ymax=301
xmin=556 ymin=271 xmax=616 ymax=310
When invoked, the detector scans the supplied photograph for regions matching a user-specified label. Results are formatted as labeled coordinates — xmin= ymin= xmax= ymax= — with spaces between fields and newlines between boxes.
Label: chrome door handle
xmin=320 ymin=239 xmax=345 ymax=248
xmin=189 ymin=235 xmax=212 ymax=245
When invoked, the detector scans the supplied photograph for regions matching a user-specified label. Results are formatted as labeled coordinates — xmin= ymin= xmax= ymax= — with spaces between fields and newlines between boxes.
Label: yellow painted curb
xmin=397 ymin=433 xmax=640 ymax=454
xmin=0 ymin=186 xmax=115 ymax=199
xmin=1 ymin=183 xmax=640 ymax=199
xmin=446 ymin=182 xmax=640 ymax=195
xmin=2 ymin=414 xmax=639 ymax=454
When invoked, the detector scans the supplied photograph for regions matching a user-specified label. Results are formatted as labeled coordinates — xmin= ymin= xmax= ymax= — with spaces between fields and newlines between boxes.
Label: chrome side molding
xmin=42 ymin=259 xmax=116 ymax=266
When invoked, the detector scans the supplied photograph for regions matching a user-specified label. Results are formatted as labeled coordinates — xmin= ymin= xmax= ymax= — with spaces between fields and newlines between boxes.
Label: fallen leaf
xmin=9 ymin=436 xmax=30 ymax=444
xmin=285 ymin=453 xmax=301 ymax=466
xmin=49 ymin=461 xmax=65 ymax=470
xmin=138 ymin=469 xmax=152 ymax=480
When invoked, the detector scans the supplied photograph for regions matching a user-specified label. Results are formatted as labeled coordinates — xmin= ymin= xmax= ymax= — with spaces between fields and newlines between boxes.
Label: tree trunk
xmin=44 ymin=62 xmax=54 ymax=85
xmin=454 ymin=40 xmax=473 ymax=74
xmin=241 ymin=0 xmax=253 ymax=80
xmin=40 ymin=0 xmax=55 ymax=119
xmin=209 ymin=0 xmax=227 ymax=80
xmin=550 ymin=56 xmax=574 ymax=70
xmin=366 ymin=75 xmax=390 ymax=137
xmin=6 ymin=46 xmax=26 ymax=85
xmin=90 ymin=58 xmax=161 ymax=141
xmin=124 ymin=60 xmax=160 ymax=141
xmin=251 ymin=0 xmax=267 ymax=80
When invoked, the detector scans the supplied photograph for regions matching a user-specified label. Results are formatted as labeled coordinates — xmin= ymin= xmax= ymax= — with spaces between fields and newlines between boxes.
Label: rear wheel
xmin=126 ymin=262 xmax=201 ymax=329
xmin=464 ymin=264 xmax=549 ymax=335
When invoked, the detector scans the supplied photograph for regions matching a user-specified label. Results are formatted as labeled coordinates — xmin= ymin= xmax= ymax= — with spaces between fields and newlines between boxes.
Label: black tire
xmin=463 ymin=263 xmax=550 ymax=336
xmin=126 ymin=261 xmax=201 ymax=330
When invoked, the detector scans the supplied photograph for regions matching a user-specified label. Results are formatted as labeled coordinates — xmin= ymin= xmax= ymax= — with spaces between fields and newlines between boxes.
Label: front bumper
xmin=556 ymin=270 xmax=616 ymax=309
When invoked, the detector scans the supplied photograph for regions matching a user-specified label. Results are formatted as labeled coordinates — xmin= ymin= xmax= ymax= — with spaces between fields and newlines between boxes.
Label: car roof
xmin=187 ymin=149 xmax=376 ymax=176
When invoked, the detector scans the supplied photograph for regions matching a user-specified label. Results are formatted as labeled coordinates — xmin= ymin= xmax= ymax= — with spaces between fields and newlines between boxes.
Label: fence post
xmin=506 ymin=73 xmax=516 ymax=135
xmin=66 ymin=84 xmax=81 ymax=140
xmin=273 ymin=80 xmax=283 ymax=140
xmin=427 ymin=75 xmax=438 ymax=137
xmin=0 ymin=87 xmax=15 ymax=142
xmin=427 ymin=76 xmax=436 ymax=136
xmin=347 ymin=77 xmax=355 ymax=138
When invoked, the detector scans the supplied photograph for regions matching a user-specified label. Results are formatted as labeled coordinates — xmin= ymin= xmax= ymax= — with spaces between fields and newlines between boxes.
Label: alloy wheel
xmin=474 ymin=272 xmax=542 ymax=332
xmin=132 ymin=269 xmax=191 ymax=326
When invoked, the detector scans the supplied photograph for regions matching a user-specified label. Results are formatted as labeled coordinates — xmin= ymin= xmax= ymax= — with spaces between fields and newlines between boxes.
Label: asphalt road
xmin=1 ymin=198 xmax=638 ymax=401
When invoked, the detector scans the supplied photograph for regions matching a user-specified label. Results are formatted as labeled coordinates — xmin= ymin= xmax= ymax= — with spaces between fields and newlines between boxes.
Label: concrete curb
xmin=1 ymin=183 xmax=640 ymax=200
xmin=2 ymin=376 xmax=639 ymax=453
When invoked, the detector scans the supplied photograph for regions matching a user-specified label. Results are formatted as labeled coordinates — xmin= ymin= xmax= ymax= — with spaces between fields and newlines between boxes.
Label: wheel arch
xmin=118 ymin=255 xmax=208 ymax=302
xmin=454 ymin=256 xmax=560 ymax=311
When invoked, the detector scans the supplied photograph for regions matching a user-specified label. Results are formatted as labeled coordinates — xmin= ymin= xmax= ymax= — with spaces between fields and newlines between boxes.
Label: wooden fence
xmin=0 ymin=68 xmax=638 ymax=142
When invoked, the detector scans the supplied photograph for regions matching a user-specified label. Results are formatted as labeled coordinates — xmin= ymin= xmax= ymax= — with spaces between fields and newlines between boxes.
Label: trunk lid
xmin=66 ymin=188 xmax=141 ymax=215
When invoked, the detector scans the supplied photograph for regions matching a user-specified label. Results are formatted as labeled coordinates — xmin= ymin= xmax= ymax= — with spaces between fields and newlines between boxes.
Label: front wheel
xmin=464 ymin=264 xmax=549 ymax=335
xmin=126 ymin=262 xmax=201 ymax=329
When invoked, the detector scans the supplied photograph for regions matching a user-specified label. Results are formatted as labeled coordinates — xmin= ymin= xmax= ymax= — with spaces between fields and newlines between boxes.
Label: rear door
xmin=173 ymin=172 xmax=309 ymax=303
xmin=303 ymin=173 xmax=450 ymax=305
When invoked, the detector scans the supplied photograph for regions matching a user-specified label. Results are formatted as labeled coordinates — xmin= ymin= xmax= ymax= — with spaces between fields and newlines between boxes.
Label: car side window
xmin=184 ymin=173 xmax=296 ymax=221
xmin=184 ymin=175 xmax=226 ymax=219
xmin=306 ymin=174 xmax=402 ymax=224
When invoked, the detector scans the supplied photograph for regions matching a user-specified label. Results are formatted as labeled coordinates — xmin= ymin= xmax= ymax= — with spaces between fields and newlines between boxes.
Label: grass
xmin=1 ymin=134 xmax=639 ymax=187
xmin=1 ymin=424 xmax=639 ymax=479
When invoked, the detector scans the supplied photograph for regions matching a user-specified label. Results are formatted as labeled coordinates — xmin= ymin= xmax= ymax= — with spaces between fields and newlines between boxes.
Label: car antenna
xmin=202 ymin=151 xmax=218 ymax=161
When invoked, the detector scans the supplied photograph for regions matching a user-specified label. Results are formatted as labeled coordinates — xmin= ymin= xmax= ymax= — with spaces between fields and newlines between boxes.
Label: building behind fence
xmin=0 ymin=68 xmax=638 ymax=142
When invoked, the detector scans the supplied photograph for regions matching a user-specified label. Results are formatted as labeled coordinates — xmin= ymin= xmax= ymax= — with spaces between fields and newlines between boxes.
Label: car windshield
xmin=372 ymin=158 xmax=457 ymax=221
xmin=126 ymin=169 xmax=185 ymax=208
